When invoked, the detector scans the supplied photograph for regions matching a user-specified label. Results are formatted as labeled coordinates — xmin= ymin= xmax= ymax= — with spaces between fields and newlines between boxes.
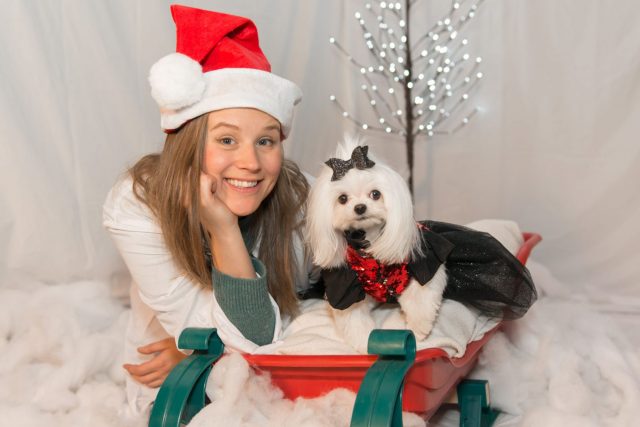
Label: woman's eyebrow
xmin=208 ymin=123 xmax=280 ymax=132
xmin=209 ymin=122 xmax=240 ymax=131
xmin=263 ymin=124 xmax=280 ymax=132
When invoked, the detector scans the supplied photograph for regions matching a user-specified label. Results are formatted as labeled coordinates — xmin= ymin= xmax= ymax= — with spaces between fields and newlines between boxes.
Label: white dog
xmin=305 ymin=138 xmax=448 ymax=353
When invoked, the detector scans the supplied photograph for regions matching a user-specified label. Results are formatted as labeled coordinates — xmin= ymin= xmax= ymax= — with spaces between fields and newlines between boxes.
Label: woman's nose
xmin=236 ymin=143 xmax=261 ymax=171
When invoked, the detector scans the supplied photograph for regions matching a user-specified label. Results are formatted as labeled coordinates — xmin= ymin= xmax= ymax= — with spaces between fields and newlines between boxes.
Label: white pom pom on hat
xmin=149 ymin=53 xmax=205 ymax=110
xmin=149 ymin=5 xmax=302 ymax=137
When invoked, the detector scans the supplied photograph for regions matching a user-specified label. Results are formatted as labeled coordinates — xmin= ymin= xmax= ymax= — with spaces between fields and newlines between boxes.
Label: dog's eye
xmin=370 ymin=190 xmax=381 ymax=200
xmin=338 ymin=194 xmax=348 ymax=204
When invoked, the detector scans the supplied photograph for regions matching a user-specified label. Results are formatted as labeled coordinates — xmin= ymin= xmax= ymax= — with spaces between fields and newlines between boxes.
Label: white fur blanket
xmin=255 ymin=298 xmax=498 ymax=357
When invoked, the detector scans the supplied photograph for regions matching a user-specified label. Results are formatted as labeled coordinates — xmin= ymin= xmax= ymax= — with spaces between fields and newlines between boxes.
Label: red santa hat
xmin=149 ymin=5 xmax=302 ymax=137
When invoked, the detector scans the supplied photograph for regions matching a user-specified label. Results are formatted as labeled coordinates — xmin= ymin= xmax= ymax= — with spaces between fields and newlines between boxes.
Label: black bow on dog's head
xmin=325 ymin=145 xmax=376 ymax=181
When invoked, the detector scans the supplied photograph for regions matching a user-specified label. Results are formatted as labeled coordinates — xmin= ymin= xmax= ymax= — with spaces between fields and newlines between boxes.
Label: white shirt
xmin=103 ymin=176 xmax=312 ymax=413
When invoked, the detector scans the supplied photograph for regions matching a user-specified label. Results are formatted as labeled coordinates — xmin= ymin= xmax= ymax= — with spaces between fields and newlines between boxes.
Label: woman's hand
xmin=199 ymin=172 xmax=238 ymax=236
xmin=122 ymin=337 xmax=187 ymax=388
xmin=199 ymin=171 xmax=255 ymax=278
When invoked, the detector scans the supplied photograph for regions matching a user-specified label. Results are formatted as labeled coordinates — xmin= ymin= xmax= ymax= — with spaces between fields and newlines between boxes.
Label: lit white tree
xmin=330 ymin=0 xmax=484 ymax=196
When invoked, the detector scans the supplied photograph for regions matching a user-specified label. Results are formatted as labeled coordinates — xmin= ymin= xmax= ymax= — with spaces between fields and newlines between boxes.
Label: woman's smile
xmin=224 ymin=178 xmax=260 ymax=191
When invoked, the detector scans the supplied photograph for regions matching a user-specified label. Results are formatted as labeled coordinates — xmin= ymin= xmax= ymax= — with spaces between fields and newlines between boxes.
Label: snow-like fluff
xmin=1 ymin=261 xmax=639 ymax=426
xmin=0 ymin=279 xmax=423 ymax=427
xmin=469 ymin=261 xmax=640 ymax=427
xmin=0 ymin=279 xmax=140 ymax=427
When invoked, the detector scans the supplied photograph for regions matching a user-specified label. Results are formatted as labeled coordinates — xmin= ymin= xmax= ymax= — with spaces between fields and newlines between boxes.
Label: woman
xmin=103 ymin=5 xmax=312 ymax=414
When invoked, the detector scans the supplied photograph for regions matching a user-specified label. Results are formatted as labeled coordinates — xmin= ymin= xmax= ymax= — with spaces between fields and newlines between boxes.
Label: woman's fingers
xmin=123 ymin=337 xmax=188 ymax=387
xmin=125 ymin=357 xmax=172 ymax=387
xmin=146 ymin=378 xmax=165 ymax=389
xmin=131 ymin=370 xmax=167 ymax=387
xmin=198 ymin=171 xmax=237 ymax=233
xmin=137 ymin=337 xmax=174 ymax=354
xmin=200 ymin=171 xmax=216 ymax=201
xmin=123 ymin=357 xmax=163 ymax=377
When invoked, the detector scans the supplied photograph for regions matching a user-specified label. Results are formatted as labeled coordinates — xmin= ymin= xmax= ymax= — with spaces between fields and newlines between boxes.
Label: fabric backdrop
xmin=1 ymin=0 xmax=639 ymax=313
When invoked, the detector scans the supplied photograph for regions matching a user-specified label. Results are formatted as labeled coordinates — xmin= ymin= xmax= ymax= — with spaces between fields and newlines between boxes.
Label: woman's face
xmin=203 ymin=108 xmax=283 ymax=217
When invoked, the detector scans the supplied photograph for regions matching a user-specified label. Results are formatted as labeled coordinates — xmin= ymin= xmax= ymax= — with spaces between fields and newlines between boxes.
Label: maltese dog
xmin=305 ymin=138 xmax=448 ymax=353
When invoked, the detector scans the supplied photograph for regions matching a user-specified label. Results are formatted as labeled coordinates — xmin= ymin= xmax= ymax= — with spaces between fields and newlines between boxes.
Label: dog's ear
xmin=305 ymin=167 xmax=347 ymax=268
xmin=367 ymin=164 xmax=422 ymax=264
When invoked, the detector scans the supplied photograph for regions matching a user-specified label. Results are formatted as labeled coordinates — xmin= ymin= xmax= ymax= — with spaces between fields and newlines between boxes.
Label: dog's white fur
xmin=305 ymin=137 xmax=448 ymax=353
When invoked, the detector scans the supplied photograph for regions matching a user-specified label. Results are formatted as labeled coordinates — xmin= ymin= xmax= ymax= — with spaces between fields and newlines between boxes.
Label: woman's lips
xmin=224 ymin=178 xmax=261 ymax=193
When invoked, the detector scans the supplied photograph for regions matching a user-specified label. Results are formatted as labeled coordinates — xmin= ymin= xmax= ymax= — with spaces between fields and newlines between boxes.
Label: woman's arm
xmin=197 ymin=172 xmax=277 ymax=342
xmin=103 ymin=177 xmax=278 ymax=350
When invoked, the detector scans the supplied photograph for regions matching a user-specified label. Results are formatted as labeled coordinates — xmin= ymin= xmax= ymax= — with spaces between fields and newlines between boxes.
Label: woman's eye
xmin=370 ymin=190 xmax=381 ymax=200
xmin=338 ymin=194 xmax=348 ymax=204
xmin=219 ymin=137 xmax=234 ymax=145
xmin=257 ymin=138 xmax=274 ymax=147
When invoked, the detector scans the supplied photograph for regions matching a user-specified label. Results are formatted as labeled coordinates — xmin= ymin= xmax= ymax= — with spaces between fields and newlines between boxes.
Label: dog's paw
xmin=398 ymin=271 xmax=447 ymax=342
xmin=380 ymin=311 xmax=406 ymax=330
xmin=346 ymin=316 xmax=376 ymax=354
xmin=353 ymin=335 xmax=371 ymax=354
xmin=403 ymin=297 xmax=442 ymax=341
xmin=343 ymin=322 xmax=374 ymax=354
xmin=405 ymin=314 xmax=436 ymax=342
xmin=331 ymin=300 xmax=376 ymax=354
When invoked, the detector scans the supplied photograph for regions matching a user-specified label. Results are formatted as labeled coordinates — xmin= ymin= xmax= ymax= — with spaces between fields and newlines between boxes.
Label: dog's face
xmin=330 ymin=170 xmax=387 ymax=238
xmin=306 ymin=140 xmax=422 ymax=267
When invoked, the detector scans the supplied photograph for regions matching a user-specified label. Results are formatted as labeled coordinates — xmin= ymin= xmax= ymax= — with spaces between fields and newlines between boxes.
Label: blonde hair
xmin=130 ymin=113 xmax=308 ymax=316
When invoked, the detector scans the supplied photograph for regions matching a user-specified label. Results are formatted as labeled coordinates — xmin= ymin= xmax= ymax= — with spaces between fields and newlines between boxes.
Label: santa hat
xmin=149 ymin=5 xmax=302 ymax=137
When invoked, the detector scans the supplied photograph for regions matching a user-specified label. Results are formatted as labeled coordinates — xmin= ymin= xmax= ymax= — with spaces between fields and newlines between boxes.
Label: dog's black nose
xmin=354 ymin=204 xmax=367 ymax=215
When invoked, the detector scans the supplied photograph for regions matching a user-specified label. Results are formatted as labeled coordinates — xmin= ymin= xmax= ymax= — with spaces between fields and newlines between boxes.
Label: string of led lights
xmin=329 ymin=0 xmax=483 ymax=138
xmin=329 ymin=0 xmax=484 ymax=194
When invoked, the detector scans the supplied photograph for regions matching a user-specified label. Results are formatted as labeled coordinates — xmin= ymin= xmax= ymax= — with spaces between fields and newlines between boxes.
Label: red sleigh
xmin=149 ymin=233 xmax=541 ymax=427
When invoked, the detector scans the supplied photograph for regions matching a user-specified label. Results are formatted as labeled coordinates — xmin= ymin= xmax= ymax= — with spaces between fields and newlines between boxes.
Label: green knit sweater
xmin=211 ymin=257 xmax=275 ymax=346
xmin=209 ymin=220 xmax=276 ymax=346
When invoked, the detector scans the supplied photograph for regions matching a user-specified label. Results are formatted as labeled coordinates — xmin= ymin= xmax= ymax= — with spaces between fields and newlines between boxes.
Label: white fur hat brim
xmin=150 ymin=55 xmax=302 ymax=137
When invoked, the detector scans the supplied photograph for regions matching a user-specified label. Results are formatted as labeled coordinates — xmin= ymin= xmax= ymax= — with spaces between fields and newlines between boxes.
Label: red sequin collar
xmin=346 ymin=246 xmax=410 ymax=303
